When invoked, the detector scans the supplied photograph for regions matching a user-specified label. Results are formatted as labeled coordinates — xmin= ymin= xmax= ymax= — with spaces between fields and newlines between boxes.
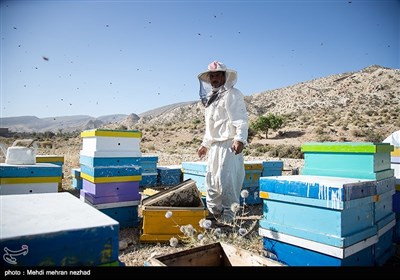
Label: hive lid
xmin=80 ymin=129 xmax=142 ymax=138
xmin=301 ymin=142 xmax=394 ymax=153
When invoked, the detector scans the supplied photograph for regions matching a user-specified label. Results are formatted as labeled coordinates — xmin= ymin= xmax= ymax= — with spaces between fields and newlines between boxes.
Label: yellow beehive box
xmin=140 ymin=179 xmax=208 ymax=243
xmin=244 ymin=161 xmax=263 ymax=170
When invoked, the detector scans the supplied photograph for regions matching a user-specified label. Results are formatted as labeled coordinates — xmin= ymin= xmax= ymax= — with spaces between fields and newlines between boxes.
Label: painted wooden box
xmin=0 ymin=182 xmax=59 ymax=195
xmin=301 ymin=142 xmax=394 ymax=180
xmin=259 ymin=175 xmax=377 ymax=247
xmin=80 ymin=171 xmax=141 ymax=184
xmin=99 ymin=205 xmax=139 ymax=228
xmin=71 ymin=167 xmax=81 ymax=178
xmin=80 ymin=149 xmax=141 ymax=158
xmin=36 ymin=155 xmax=64 ymax=166
xmin=71 ymin=168 xmax=82 ymax=190
xmin=79 ymin=154 xmax=141 ymax=168
xmin=182 ymin=161 xmax=207 ymax=193
xmin=140 ymin=154 xmax=159 ymax=173
xmin=259 ymin=175 xmax=376 ymax=201
xmin=140 ymin=179 xmax=208 ymax=242
xmin=80 ymin=187 xmax=141 ymax=204
xmin=1 ymin=162 xmax=62 ymax=178
xmin=146 ymin=242 xmax=285 ymax=266
xmin=262 ymin=160 xmax=284 ymax=176
xmin=83 ymin=200 xmax=140 ymax=229
xmin=80 ymin=164 xmax=141 ymax=178
xmin=373 ymin=186 xmax=395 ymax=223
xmin=0 ymin=192 xmax=119 ymax=266
xmin=240 ymin=185 xmax=261 ymax=205
xmin=0 ymin=163 xmax=62 ymax=195
xmin=182 ymin=161 xmax=207 ymax=176
xmin=140 ymin=172 xmax=158 ymax=187
xmin=373 ymin=212 xmax=396 ymax=266
xmin=183 ymin=173 xmax=206 ymax=193
xmin=243 ymin=161 xmax=263 ymax=187
xmin=157 ymin=165 xmax=182 ymax=186
xmin=82 ymin=180 xmax=140 ymax=197
xmin=72 ymin=177 xmax=83 ymax=190
xmin=260 ymin=227 xmax=376 ymax=266
xmin=81 ymin=129 xmax=142 ymax=152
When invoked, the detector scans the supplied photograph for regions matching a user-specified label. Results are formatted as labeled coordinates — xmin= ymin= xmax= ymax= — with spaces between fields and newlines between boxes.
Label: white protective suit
xmin=198 ymin=64 xmax=249 ymax=222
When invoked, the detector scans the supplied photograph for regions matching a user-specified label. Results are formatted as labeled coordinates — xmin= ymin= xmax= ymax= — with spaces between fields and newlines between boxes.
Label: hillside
xmin=118 ymin=64 xmax=400 ymax=155
xmin=1 ymin=64 xmax=399 ymax=154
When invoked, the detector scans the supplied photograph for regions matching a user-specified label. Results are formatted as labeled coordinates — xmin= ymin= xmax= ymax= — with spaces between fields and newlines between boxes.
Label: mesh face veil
xmin=198 ymin=61 xmax=237 ymax=107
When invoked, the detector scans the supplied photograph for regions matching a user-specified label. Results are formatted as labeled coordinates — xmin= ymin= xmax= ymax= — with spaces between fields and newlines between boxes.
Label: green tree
xmin=251 ymin=113 xmax=284 ymax=139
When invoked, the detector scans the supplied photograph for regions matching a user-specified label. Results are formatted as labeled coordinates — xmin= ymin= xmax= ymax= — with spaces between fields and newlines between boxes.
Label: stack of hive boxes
xmin=0 ymin=162 xmax=62 ymax=195
xmin=181 ymin=160 xmax=283 ymax=206
xmin=140 ymin=154 xmax=159 ymax=187
xmin=157 ymin=165 xmax=182 ymax=187
xmin=36 ymin=155 xmax=64 ymax=191
xmin=1 ymin=192 xmax=120 ymax=266
xmin=79 ymin=129 xmax=142 ymax=228
xmin=258 ymin=142 xmax=396 ymax=266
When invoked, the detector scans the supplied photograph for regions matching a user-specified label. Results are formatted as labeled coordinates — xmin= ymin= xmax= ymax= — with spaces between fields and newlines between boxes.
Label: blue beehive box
xmin=140 ymin=172 xmax=158 ymax=187
xmin=0 ymin=163 xmax=62 ymax=195
xmin=301 ymin=142 xmax=394 ymax=180
xmin=71 ymin=168 xmax=82 ymax=190
xmin=1 ymin=162 xmax=62 ymax=178
xmin=373 ymin=212 xmax=397 ymax=266
xmin=84 ymin=200 xmax=140 ymax=229
xmin=79 ymin=154 xmax=141 ymax=168
xmin=259 ymin=175 xmax=377 ymax=248
xmin=1 ymin=192 xmax=119 ymax=266
xmin=182 ymin=161 xmax=207 ymax=193
xmin=240 ymin=185 xmax=261 ymax=205
xmin=373 ymin=180 xmax=396 ymax=224
xmin=80 ymin=164 xmax=141 ymax=178
xmin=140 ymin=154 xmax=159 ymax=187
xmin=262 ymin=160 xmax=284 ymax=176
xmin=71 ymin=167 xmax=81 ymax=178
xmin=140 ymin=154 xmax=158 ymax=173
xmin=157 ymin=165 xmax=182 ymax=186
xmin=260 ymin=227 xmax=376 ymax=266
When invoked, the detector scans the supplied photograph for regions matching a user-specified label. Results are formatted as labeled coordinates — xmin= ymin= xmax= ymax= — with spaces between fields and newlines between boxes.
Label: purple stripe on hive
xmin=80 ymin=189 xmax=141 ymax=204
xmin=82 ymin=180 xmax=140 ymax=196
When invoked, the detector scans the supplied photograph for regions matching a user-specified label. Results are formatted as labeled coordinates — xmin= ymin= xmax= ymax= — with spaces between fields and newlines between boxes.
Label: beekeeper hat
xmin=197 ymin=61 xmax=237 ymax=84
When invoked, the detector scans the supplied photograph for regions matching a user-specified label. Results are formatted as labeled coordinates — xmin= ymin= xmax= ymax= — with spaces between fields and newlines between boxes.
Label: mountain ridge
xmin=1 ymin=64 xmax=399 ymax=137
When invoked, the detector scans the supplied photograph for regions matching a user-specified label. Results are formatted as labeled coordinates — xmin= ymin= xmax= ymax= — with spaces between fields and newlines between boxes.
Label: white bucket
xmin=5 ymin=146 xmax=36 ymax=165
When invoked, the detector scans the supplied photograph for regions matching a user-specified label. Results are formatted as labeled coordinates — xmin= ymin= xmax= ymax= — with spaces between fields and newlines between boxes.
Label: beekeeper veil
xmin=198 ymin=61 xmax=237 ymax=106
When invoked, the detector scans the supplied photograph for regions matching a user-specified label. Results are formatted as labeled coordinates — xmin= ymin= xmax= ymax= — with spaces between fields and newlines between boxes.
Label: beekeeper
xmin=197 ymin=61 xmax=249 ymax=225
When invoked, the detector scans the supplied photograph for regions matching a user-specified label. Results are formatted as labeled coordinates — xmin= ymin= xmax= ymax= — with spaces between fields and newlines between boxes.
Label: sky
xmin=1 ymin=0 xmax=399 ymax=119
